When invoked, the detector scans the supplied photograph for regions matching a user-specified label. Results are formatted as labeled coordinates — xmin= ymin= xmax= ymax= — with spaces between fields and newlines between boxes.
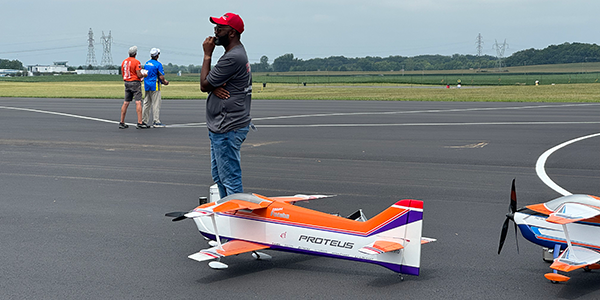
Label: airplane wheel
xmin=208 ymin=261 xmax=228 ymax=270
xmin=545 ymin=273 xmax=569 ymax=283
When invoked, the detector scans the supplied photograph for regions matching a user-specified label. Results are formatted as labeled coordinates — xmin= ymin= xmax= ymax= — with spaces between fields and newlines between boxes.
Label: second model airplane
xmin=499 ymin=179 xmax=600 ymax=283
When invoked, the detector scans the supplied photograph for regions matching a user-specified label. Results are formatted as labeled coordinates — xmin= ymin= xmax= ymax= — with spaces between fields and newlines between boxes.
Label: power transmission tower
xmin=475 ymin=33 xmax=484 ymax=56
xmin=492 ymin=39 xmax=509 ymax=71
xmin=100 ymin=31 xmax=113 ymax=66
xmin=86 ymin=28 xmax=97 ymax=66
xmin=475 ymin=33 xmax=484 ymax=71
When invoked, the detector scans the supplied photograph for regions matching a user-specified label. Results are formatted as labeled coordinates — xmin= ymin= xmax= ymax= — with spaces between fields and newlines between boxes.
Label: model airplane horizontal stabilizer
xmin=189 ymin=240 xmax=270 ymax=262
xmin=546 ymin=202 xmax=600 ymax=225
xmin=359 ymin=240 xmax=404 ymax=255
xmin=421 ymin=237 xmax=437 ymax=244
xmin=550 ymin=246 xmax=600 ymax=272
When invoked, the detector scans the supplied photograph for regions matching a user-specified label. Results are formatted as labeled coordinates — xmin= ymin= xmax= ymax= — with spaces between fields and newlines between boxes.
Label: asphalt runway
xmin=1 ymin=98 xmax=599 ymax=299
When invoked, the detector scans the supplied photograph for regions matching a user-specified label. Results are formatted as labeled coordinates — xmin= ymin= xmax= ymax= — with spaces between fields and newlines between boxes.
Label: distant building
xmin=25 ymin=61 xmax=119 ymax=76
xmin=27 ymin=61 xmax=69 ymax=75
xmin=76 ymin=69 xmax=119 ymax=75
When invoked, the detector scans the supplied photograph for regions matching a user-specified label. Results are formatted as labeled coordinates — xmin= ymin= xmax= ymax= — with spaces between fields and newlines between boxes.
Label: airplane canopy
xmin=544 ymin=194 xmax=600 ymax=211
xmin=216 ymin=193 xmax=272 ymax=206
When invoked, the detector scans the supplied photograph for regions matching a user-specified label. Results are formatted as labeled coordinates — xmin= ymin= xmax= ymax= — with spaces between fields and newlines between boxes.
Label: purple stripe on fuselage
xmin=268 ymin=245 xmax=420 ymax=276
xmin=197 ymin=232 xmax=420 ymax=275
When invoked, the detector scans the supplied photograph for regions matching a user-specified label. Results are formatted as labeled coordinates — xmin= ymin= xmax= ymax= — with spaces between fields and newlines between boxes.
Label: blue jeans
xmin=209 ymin=125 xmax=249 ymax=197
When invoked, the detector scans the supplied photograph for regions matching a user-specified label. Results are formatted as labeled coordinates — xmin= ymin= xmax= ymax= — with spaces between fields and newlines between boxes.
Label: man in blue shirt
xmin=143 ymin=48 xmax=169 ymax=127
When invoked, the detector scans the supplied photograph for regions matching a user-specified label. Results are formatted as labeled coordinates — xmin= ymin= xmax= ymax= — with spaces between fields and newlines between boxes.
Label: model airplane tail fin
xmin=362 ymin=199 xmax=433 ymax=275
xmin=365 ymin=199 xmax=424 ymax=235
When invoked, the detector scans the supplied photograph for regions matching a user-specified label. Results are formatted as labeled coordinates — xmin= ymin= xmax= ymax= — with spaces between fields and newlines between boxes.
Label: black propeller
xmin=498 ymin=178 xmax=520 ymax=254
xmin=165 ymin=211 xmax=188 ymax=222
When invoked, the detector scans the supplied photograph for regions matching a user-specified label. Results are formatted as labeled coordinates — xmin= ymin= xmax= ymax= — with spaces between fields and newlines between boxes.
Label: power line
xmin=0 ymin=45 xmax=85 ymax=55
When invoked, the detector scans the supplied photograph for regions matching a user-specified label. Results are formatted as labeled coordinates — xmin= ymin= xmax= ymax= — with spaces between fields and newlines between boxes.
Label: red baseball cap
xmin=210 ymin=13 xmax=244 ymax=34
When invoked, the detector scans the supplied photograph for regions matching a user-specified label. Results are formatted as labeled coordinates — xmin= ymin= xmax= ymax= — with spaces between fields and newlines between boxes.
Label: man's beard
xmin=215 ymin=34 xmax=230 ymax=47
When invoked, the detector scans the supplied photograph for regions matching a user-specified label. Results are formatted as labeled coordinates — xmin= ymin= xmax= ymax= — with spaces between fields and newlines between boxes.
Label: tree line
xmin=0 ymin=59 xmax=24 ymax=70
xmin=4 ymin=42 xmax=599 ymax=75
xmin=505 ymin=42 xmax=600 ymax=66
xmin=114 ymin=42 xmax=600 ymax=73
xmin=254 ymin=42 xmax=600 ymax=72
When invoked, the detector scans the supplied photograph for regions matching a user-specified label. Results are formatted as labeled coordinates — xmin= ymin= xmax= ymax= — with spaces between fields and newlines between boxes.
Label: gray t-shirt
xmin=206 ymin=44 xmax=252 ymax=133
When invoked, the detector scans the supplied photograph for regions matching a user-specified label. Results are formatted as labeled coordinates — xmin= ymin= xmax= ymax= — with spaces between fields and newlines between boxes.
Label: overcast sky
xmin=1 ymin=0 xmax=598 ymax=67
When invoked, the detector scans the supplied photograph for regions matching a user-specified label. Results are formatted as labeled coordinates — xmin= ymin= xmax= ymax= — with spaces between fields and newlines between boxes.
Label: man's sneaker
xmin=119 ymin=122 xmax=129 ymax=129
xmin=136 ymin=122 xmax=150 ymax=129
xmin=153 ymin=122 xmax=166 ymax=128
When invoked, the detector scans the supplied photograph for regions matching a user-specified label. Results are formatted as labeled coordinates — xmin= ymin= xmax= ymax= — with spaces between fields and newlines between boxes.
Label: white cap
xmin=128 ymin=46 xmax=138 ymax=56
xmin=150 ymin=48 xmax=160 ymax=56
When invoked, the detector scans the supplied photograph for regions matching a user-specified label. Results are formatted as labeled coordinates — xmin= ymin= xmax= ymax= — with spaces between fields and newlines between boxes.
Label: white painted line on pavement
xmin=253 ymin=121 xmax=600 ymax=128
xmin=535 ymin=133 xmax=600 ymax=196
xmin=251 ymin=103 xmax=600 ymax=122
xmin=0 ymin=105 xmax=118 ymax=124
xmin=2 ymin=102 xmax=599 ymax=128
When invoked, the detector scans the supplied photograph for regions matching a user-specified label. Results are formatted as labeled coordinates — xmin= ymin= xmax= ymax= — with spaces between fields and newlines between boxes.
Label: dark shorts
xmin=124 ymin=81 xmax=142 ymax=102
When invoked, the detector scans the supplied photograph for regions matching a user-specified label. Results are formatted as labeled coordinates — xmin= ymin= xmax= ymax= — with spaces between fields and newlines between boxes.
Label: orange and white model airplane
xmin=498 ymin=179 xmax=600 ymax=283
xmin=167 ymin=192 xmax=435 ymax=277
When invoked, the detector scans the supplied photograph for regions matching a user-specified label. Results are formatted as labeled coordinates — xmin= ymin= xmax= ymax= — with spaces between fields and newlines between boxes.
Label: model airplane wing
xmin=546 ymin=202 xmax=600 ymax=224
xmin=269 ymin=194 xmax=335 ymax=203
xmin=184 ymin=198 xmax=272 ymax=218
xmin=550 ymin=246 xmax=600 ymax=272
xmin=188 ymin=240 xmax=270 ymax=262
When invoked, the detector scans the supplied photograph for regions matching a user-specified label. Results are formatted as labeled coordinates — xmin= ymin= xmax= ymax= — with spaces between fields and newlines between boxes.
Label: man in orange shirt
xmin=119 ymin=46 xmax=149 ymax=129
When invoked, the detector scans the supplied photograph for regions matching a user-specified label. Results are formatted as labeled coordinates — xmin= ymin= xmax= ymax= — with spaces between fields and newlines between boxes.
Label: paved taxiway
xmin=1 ymin=98 xmax=599 ymax=299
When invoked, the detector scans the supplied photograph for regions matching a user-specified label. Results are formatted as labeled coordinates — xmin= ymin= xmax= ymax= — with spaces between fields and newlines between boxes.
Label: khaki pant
xmin=142 ymin=90 xmax=161 ymax=124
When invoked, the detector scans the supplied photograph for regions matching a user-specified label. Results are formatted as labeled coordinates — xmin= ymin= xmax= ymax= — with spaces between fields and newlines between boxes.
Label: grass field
xmin=252 ymin=73 xmax=600 ymax=86
xmin=1 ymin=62 xmax=600 ymax=101
xmin=0 ymin=81 xmax=205 ymax=99
xmin=252 ymin=62 xmax=600 ymax=86
xmin=1 ymin=81 xmax=599 ymax=102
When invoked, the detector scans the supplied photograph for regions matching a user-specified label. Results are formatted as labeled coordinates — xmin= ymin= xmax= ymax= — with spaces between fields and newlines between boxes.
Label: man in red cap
xmin=200 ymin=13 xmax=252 ymax=198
